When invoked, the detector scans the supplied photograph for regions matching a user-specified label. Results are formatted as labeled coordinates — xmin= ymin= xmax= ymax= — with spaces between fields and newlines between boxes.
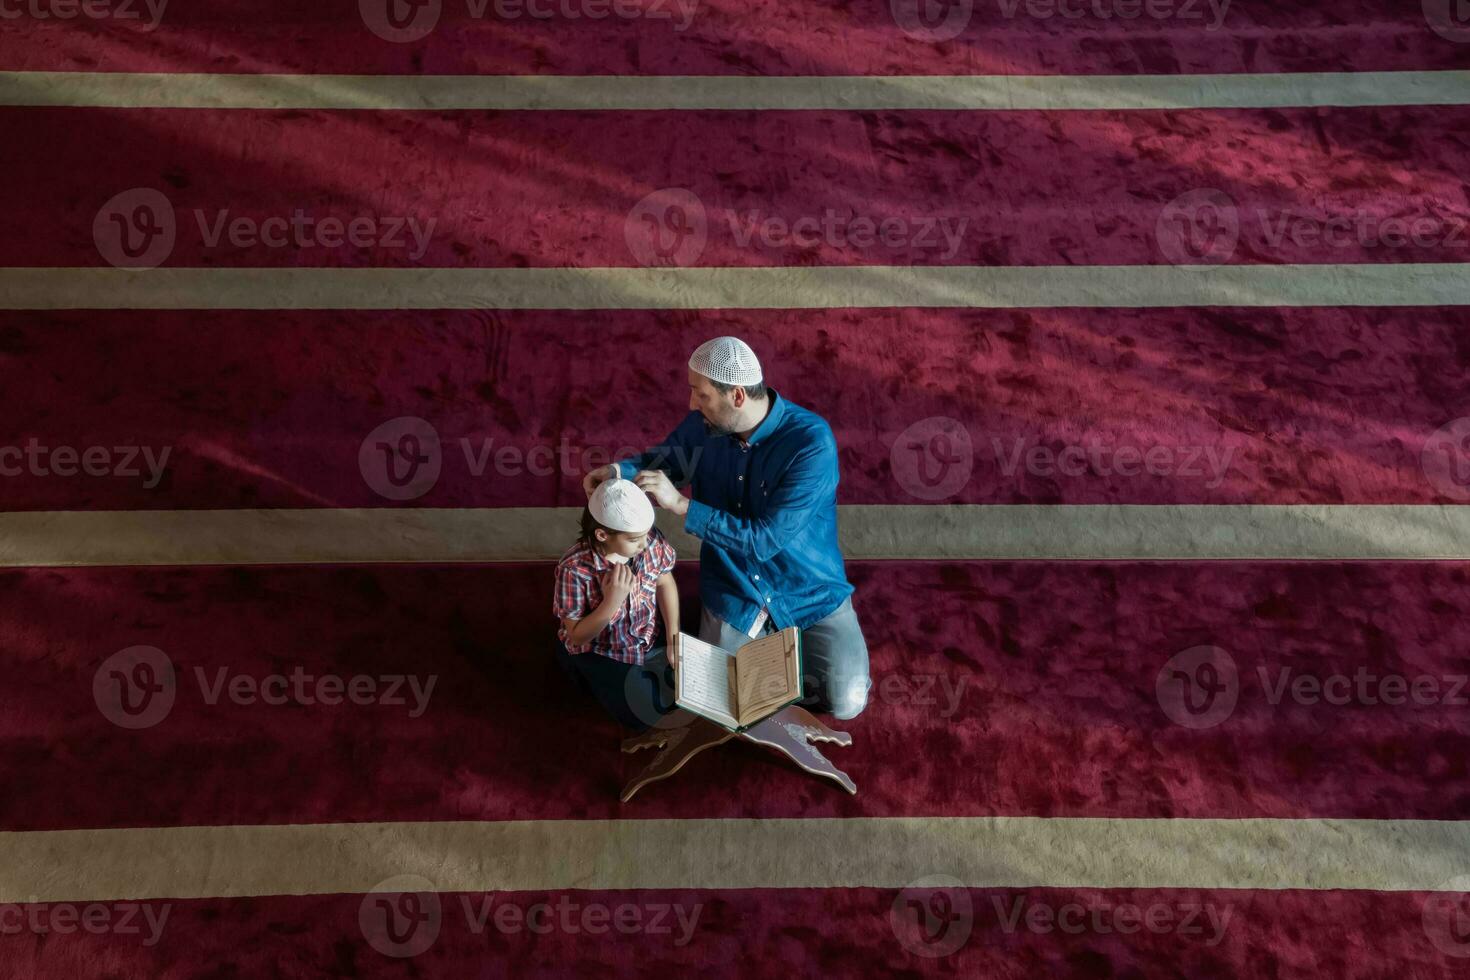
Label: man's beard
xmin=701 ymin=413 xmax=739 ymax=437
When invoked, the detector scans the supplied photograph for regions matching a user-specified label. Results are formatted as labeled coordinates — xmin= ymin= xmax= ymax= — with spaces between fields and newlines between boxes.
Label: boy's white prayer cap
xmin=689 ymin=336 xmax=763 ymax=387
xmin=589 ymin=478 xmax=655 ymax=533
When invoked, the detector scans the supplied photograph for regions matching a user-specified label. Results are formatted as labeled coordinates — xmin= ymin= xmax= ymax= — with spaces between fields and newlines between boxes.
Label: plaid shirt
xmin=552 ymin=527 xmax=677 ymax=665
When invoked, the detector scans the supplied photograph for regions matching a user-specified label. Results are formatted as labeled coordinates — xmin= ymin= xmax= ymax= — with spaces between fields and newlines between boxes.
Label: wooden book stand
xmin=620 ymin=704 xmax=856 ymax=802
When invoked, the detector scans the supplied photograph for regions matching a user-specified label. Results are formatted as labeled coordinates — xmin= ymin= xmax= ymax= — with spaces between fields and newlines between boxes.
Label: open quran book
xmin=673 ymin=626 xmax=802 ymax=731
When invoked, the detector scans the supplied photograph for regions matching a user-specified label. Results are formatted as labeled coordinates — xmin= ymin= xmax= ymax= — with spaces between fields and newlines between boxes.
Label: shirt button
xmin=738 ymin=475 xmax=743 ymax=481
xmin=754 ymin=575 xmax=760 ymax=581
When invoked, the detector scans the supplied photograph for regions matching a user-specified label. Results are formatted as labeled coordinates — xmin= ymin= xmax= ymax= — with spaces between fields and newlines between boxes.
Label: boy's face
xmin=596 ymin=528 xmax=650 ymax=561
xmin=688 ymin=369 xmax=741 ymax=435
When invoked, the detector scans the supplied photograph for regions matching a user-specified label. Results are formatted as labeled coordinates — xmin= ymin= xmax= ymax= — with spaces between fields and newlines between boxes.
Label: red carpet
xmin=1 ymin=305 xmax=1467 ymax=511
xmin=3 ymin=0 xmax=1461 ymax=75
xmin=4 ymin=0 xmax=1470 ymax=976
xmin=2 ymin=561 xmax=1467 ymax=831
xmin=3 ymin=106 xmax=1468 ymax=269
xmin=5 ymin=887 xmax=1454 ymax=979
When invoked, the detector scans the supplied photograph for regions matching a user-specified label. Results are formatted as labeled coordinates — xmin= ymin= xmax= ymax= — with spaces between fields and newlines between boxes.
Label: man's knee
xmin=827 ymin=673 xmax=871 ymax=721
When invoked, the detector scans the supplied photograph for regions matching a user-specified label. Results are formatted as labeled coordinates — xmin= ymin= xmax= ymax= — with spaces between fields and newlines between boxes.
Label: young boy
xmin=553 ymin=478 xmax=680 ymax=729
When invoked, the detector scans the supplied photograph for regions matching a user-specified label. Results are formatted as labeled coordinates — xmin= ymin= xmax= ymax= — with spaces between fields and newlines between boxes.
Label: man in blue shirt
xmin=583 ymin=336 xmax=871 ymax=720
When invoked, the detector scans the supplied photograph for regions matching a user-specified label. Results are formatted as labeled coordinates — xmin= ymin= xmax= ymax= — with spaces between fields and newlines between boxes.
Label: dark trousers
xmin=554 ymin=640 xmax=676 ymax=731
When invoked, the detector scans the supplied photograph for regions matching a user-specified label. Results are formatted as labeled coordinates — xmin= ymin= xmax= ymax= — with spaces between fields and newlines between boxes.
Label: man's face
xmin=688 ymin=369 xmax=741 ymax=436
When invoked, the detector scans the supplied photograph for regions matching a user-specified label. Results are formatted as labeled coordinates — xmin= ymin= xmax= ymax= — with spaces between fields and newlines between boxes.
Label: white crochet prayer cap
xmin=589 ymin=478 xmax=655 ymax=533
xmin=689 ymin=336 xmax=763 ymax=386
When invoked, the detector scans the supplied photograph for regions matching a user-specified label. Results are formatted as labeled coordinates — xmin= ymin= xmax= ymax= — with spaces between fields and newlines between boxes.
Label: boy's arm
xmin=560 ymin=566 xmax=635 ymax=649
xmin=656 ymin=572 xmax=680 ymax=665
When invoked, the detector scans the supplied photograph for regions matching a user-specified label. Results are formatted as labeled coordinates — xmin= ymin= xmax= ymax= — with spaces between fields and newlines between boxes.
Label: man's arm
xmin=584 ymin=412 xmax=704 ymax=497
xmin=673 ymin=436 xmax=837 ymax=564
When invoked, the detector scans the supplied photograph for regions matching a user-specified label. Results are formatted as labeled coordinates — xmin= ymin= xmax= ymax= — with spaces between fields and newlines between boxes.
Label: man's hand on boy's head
xmin=582 ymin=463 xmax=618 ymax=498
xmin=634 ymin=470 xmax=689 ymax=516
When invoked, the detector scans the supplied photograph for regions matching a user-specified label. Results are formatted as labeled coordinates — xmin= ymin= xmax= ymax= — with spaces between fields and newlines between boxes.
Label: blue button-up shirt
xmin=615 ymin=390 xmax=854 ymax=635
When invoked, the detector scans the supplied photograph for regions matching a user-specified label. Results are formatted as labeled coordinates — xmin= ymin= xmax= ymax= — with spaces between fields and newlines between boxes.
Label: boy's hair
xmin=579 ymin=506 xmax=613 ymax=549
xmin=709 ymin=379 xmax=767 ymax=401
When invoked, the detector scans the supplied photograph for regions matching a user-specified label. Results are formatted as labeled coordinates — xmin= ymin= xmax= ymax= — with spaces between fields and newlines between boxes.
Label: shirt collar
xmin=581 ymin=541 xmax=607 ymax=572
xmin=740 ymin=389 xmax=785 ymax=448
xmin=581 ymin=540 xmax=644 ymax=574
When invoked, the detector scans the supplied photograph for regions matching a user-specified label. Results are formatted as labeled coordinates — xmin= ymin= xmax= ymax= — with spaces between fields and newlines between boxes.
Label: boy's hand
xmin=601 ymin=564 xmax=635 ymax=605
xmin=583 ymin=463 xmax=617 ymax=498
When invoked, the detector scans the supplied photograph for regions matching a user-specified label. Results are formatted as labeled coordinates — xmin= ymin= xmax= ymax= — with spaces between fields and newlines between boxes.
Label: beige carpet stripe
xmin=2 ymin=264 xmax=1469 ymax=311
xmin=0 ymin=505 xmax=1467 ymax=567
xmin=2 ymin=816 xmax=1466 ymax=903
xmin=2 ymin=70 xmax=1468 ymax=111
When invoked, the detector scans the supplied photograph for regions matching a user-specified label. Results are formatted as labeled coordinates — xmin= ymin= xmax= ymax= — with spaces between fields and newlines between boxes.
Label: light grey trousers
xmin=699 ymin=596 xmax=872 ymax=720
